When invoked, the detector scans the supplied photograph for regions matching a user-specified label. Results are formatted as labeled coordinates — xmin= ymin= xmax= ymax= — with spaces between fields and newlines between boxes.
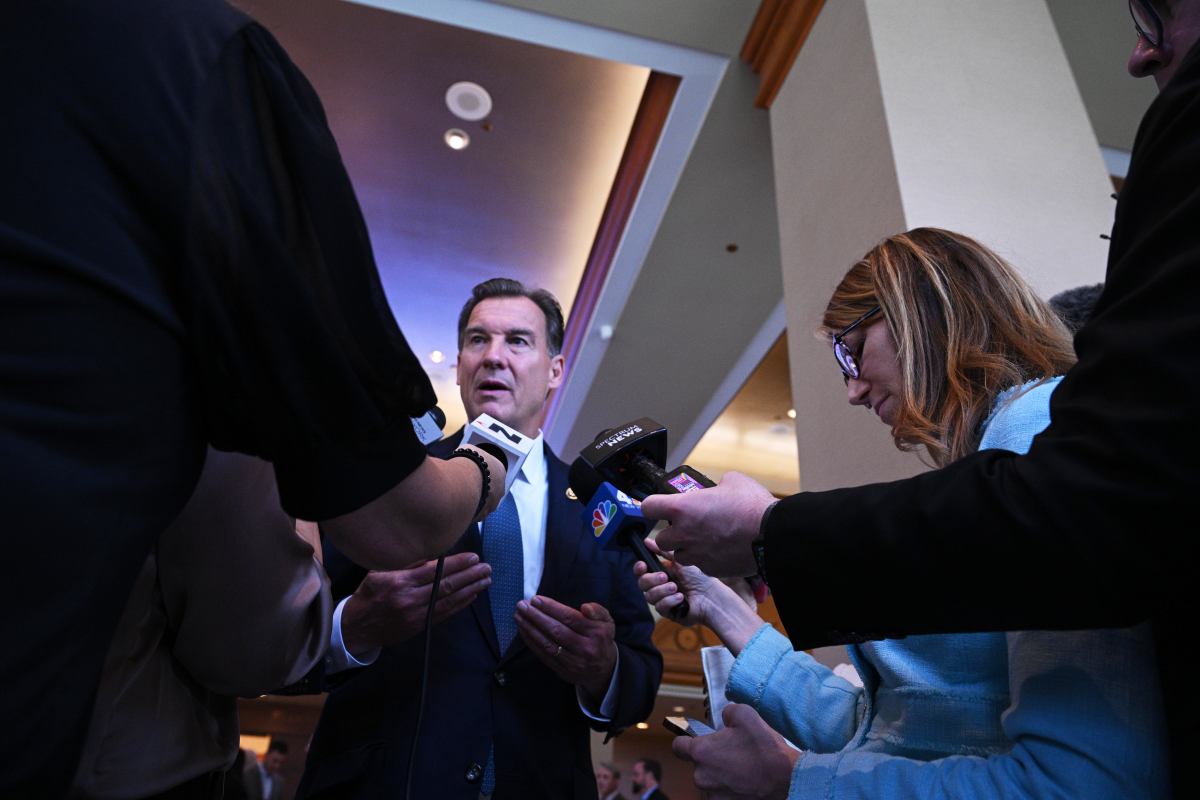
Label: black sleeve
xmin=765 ymin=44 xmax=1200 ymax=648
xmin=181 ymin=22 xmax=434 ymax=520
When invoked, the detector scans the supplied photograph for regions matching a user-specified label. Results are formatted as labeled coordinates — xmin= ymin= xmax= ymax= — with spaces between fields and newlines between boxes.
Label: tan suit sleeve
xmin=158 ymin=448 xmax=332 ymax=696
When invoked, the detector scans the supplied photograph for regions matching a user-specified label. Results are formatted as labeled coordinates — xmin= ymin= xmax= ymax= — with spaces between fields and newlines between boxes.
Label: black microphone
xmin=579 ymin=419 xmax=769 ymax=606
xmin=410 ymin=405 xmax=447 ymax=445
xmin=569 ymin=458 xmax=690 ymax=621
xmin=577 ymin=418 xmax=715 ymax=500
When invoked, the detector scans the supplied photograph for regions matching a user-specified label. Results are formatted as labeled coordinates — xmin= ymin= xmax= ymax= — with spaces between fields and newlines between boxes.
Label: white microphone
xmin=460 ymin=413 xmax=534 ymax=492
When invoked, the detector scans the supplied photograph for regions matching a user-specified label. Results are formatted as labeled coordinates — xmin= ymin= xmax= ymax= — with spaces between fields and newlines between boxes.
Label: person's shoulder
xmin=978 ymin=376 xmax=1062 ymax=454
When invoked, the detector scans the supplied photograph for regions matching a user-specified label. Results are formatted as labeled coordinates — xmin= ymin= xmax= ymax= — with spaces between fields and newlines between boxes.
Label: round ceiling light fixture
xmin=444 ymin=128 xmax=470 ymax=150
xmin=445 ymin=81 xmax=493 ymax=121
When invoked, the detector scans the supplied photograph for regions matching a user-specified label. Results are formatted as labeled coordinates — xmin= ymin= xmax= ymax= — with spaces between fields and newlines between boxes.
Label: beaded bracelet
xmin=449 ymin=447 xmax=491 ymax=519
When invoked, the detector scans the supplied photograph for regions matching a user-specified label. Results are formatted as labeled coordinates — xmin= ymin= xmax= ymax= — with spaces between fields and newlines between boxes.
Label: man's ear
xmin=547 ymin=353 xmax=565 ymax=390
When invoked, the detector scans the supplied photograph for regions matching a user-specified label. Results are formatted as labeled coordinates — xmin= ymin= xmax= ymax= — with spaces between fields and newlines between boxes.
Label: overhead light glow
xmin=430 ymin=350 xmax=445 ymax=364
xmin=672 ymin=705 xmax=685 ymax=713
xmin=635 ymin=722 xmax=650 ymax=730
xmin=787 ymin=408 xmax=797 ymax=419
xmin=444 ymin=128 xmax=470 ymax=150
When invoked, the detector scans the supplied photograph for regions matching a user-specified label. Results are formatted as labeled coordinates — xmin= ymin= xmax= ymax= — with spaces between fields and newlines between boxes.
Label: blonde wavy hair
xmin=819 ymin=228 xmax=1077 ymax=467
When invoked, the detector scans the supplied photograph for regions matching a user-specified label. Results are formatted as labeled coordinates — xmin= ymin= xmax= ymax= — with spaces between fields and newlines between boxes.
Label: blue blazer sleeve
xmin=726 ymin=624 xmax=865 ymax=753
xmin=783 ymin=625 xmax=1169 ymax=800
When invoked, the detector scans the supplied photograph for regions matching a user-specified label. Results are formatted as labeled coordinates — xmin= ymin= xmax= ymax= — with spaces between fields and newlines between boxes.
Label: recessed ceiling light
xmin=787 ymin=408 xmax=797 ymax=419
xmin=446 ymin=81 xmax=493 ymax=121
xmin=444 ymin=128 xmax=470 ymax=150
xmin=430 ymin=350 xmax=445 ymax=364
xmin=672 ymin=705 xmax=685 ymax=713
xmin=635 ymin=722 xmax=650 ymax=730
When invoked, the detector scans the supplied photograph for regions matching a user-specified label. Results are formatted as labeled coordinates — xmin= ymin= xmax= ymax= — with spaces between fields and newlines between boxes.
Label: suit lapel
xmin=534 ymin=447 xmax=584 ymax=602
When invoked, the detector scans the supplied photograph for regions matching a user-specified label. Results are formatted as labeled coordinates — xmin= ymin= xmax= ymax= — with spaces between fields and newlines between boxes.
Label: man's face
xmin=595 ymin=765 xmax=618 ymax=796
xmin=457 ymin=296 xmax=564 ymax=438
xmin=631 ymin=761 xmax=648 ymax=792
xmin=1128 ymin=0 xmax=1200 ymax=89
xmin=264 ymin=751 xmax=286 ymax=774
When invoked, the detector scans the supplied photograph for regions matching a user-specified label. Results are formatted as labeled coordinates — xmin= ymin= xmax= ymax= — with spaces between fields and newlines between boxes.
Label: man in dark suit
xmin=244 ymin=740 xmax=287 ymax=800
xmin=631 ymin=759 xmax=668 ymax=800
xmin=297 ymin=279 xmax=662 ymax=799
xmin=595 ymin=762 xmax=625 ymax=800
xmin=646 ymin=3 xmax=1200 ymax=796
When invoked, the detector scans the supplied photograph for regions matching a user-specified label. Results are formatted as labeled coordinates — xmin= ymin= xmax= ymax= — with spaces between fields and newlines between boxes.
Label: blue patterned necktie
xmin=482 ymin=492 xmax=523 ymax=653
xmin=481 ymin=492 xmax=522 ymax=796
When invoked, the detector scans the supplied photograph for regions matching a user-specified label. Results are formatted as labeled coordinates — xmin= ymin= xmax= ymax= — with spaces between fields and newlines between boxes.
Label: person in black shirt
xmin=0 ymin=2 xmax=503 ymax=795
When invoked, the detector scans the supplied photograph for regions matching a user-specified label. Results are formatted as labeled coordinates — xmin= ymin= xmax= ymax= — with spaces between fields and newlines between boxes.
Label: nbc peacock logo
xmin=592 ymin=500 xmax=616 ymax=538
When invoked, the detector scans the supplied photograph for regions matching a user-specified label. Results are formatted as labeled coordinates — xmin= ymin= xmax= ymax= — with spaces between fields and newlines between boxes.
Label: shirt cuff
xmin=726 ymin=623 xmax=791 ymax=708
xmin=325 ymin=595 xmax=381 ymax=675
xmin=577 ymin=646 xmax=621 ymax=722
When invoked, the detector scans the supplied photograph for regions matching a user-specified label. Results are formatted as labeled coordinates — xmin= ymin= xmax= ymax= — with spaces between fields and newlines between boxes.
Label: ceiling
xmin=230 ymin=0 xmax=1154 ymax=487
xmin=234 ymin=0 xmax=650 ymax=433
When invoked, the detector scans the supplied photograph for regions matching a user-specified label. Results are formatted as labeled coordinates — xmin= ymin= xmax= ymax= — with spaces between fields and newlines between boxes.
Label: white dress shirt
xmin=327 ymin=433 xmax=620 ymax=719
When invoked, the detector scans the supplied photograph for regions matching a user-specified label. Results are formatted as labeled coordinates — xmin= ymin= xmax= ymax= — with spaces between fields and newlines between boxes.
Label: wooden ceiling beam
xmin=541 ymin=71 xmax=681 ymax=433
xmin=741 ymin=0 xmax=826 ymax=109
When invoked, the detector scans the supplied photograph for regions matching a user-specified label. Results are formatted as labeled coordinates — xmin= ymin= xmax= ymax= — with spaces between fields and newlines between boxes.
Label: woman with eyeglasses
xmin=638 ymin=228 xmax=1169 ymax=798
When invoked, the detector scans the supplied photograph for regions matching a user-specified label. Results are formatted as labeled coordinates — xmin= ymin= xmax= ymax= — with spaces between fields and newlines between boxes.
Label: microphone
xmin=578 ymin=418 xmax=715 ymax=500
xmin=570 ymin=461 xmax=690 ymax=621
xmin=410 ymin=406 xmax=447 ymax=446
xmin=460 ymin=413 xmax=534 ymax=492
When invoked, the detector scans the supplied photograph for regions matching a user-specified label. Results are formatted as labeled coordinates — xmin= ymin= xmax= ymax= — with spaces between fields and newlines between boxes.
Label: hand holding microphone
xmin=568 ymin=460 xmax=692 ymax=621
xmin=572 ymin=417 xmax=768 ymax=585
xmin=635 ymin=538 xmax=754 ymax=628
xmin=645 ymin=471 xmax=777 ymax=578
xmin=452 ymin=412 xmax=533 ymax=521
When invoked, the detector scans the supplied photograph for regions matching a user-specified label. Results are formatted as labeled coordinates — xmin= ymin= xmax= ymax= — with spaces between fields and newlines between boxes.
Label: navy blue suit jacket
xmin=297 ymin=436 xmax=662 ymax=799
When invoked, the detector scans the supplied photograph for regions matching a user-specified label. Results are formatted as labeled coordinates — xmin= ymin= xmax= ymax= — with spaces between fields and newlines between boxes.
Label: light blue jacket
xmin=727 ymin=378 xmax=1170 ymax=798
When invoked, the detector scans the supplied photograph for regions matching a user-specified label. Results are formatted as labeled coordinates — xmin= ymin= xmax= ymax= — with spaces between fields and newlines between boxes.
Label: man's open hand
xmin=341 ymin=553 xmax=492 ymax=656
xmin=514 ymin=595 xmax=617 ymax=700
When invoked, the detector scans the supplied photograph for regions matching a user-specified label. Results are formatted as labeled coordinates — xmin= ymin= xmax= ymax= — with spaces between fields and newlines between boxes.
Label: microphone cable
xmin=404 ymin=554 xmax=445 ymax=800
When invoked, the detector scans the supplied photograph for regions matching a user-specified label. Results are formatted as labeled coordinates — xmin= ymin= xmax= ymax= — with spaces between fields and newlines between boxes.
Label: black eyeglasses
xmin=832 ymin=306 xmax=881 ymax=380
xmin=1130 ymin=0 xmax=1164 ymax=48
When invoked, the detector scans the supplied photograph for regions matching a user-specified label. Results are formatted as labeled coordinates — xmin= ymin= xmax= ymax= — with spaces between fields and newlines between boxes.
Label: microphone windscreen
xmin=410 ymin=405 xmax=447 ymax=445
xmin=581 ymin=482 xmax=647 ymax=551
xmin=461 ymin=413 xmax=535 ymax=492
